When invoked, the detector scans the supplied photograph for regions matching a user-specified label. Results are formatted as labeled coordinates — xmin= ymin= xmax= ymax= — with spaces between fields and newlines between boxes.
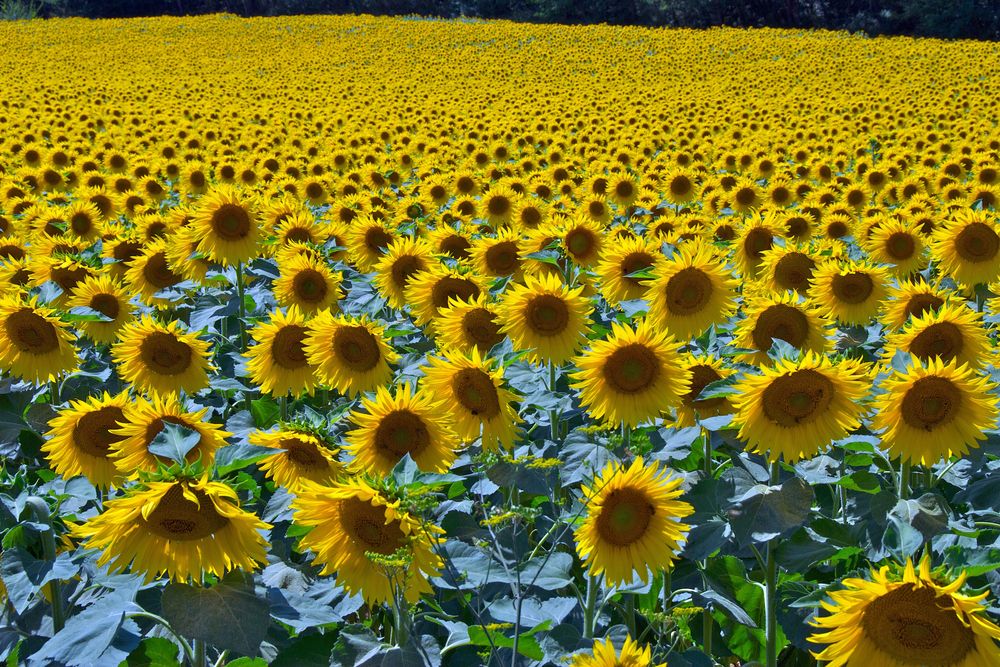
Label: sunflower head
xmin=250 ymin=426 xmax=341 ymax=490
xmin=245 ymin=306 xmax=318 ymax=398
xmin=0 ymin=295 xmax=78 ymax=384
xmin=191 ymin=186 xmax=261 ymax=266
xmin=111 ymin=315 xmax=214 ymax=397
xmin=304 ymin=312 xmax=397 ymax=397
xmin=435 ymin=293 xmax=507 ymax=356
xmin=497 ymin=273 xmax=592 ymax=365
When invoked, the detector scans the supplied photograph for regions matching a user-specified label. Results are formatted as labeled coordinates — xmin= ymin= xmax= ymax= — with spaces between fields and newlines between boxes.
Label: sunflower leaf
xmin=161 ymin=582 xmax=270 ymax=657
xmin=147 ymin=422 xmax=202 ymax=465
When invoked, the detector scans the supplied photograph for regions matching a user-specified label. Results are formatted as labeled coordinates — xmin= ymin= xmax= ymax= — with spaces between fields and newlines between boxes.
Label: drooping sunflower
xmin=883 ymin=302 xmax=991 ymax=370
xmin=420 ymin=348 xmax=522 ymax=451
xmin=809 ymin=260 xmax=888 ymax=326
xmin=0 ymin=296 xmax=78 ymax=384
xmin=290 ymin=479 xmax=443 ymax=604
xmin=930 ymin=208 xmax=1000 ymax=286
xmin=730 ymin=352 xmax=871 ymax=463
xmin=110 ymin=393 xmax=230 ymax=474
xmin=645 ymin=241 xmax=738 ymax=342
xmin=733 ymin=291 xmax=831 ymax=366
xmin=245 ymin=306 xmax=318 ymax=398
xmin=871 ymin=356 xmax=997 ymax=465
xmin=576 ymin=457 xmax=692 ymax=586
xmin=571 ymin=318 xmax=688 ymax=428
xmin=881 ymin=279 xmax=951 ymax=330
xmin=190 ymin=187 xmax=261 ymax=266
xmin=570 ymin=636 xmax=665 ymax=667
xmin=865 ymin=217 xmax=926 ymax=276
xmin=112 ymin=316 xmax=213 ymax=396
xmin=497 ymin=273 xmax=592 ymax=365
xmin=345 ymin=382 xmax=459 ymax=475
xmin=273 ymin=251 xmax=342 ymax=315
xmin=468 ymin=227 xmax=525 ymax=280
xmin=303 ymin=312 xmax=396 ymax=396
xmin=249 ymin=427 xmax=341 ymax=491
xmin=810 ymin=554 xmax=1000 ymax=667
xmin=43 ymin=391 xmax=130 ymax=489
xmin=72 ymin=476 xmax=269 ymax=583
xmin=65 ymin=274 xmax=134 ymax=345
xmin=373 ymin=236 xmax=435 ymax=309
xmin=404 ymin=264 xmax=483 ymax=329
xmin=434 ymin=293 xmax=507 ymax=356
xmin=675 ymin=353 xmax=736 ymax=428
xmin=595 ymin=235 xmax=663 ymax=306
xmin=163 ymin=224 xmax=211 ymax=284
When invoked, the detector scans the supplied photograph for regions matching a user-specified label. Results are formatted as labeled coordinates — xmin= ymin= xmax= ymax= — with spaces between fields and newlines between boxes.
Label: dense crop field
xmin=1 ymin=13 xmax=1000 ymax=667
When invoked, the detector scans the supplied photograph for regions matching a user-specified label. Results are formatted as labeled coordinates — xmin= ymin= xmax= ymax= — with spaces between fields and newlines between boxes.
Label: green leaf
xmin=467 ymin=625 xmax=544 ymax=660
xmin=271 ymin=633 xmax=338 ymax=667
xmin=835 ymin=470 xmax=881 ymax=494
xmin=162 ymin=582 xmax=270 ymax=657
xmin=0 ymin=548 xmax=79 ymax=614
xmin=251 ymin=397 xmax=280 ymax=428
xmin=214 ymin=443 xmax=276 ymax=476
xmin=727 ymin=477 xmax=814 ymax=546
xmin=125 ymin=637 xmax=179 ymax=666
xmin=886 ymin=493 xmax=950 ymax=556
xmin=147 ymin=422 xmax=202 ymax=465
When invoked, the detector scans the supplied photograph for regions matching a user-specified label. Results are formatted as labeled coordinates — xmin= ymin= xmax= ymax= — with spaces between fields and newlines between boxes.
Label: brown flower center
xmin=665 ymin=267 xmax=713 ymax=316
xmin=280 ymin=437 xmax=327 ymax=468
xmin=210 ymin=203 xmax=252 ymax=242
xmin=909 ymin=322 xmax=963 ymax=364
xmin=742 ymin=228 xmax=773 ymax=258
xmin=954 ymin=222 xmax=999 ymax=263
xmin=603 ymin=343 xmax=660 ymax=394
xmin=364 ymin=227 xmax=392 ymax=254
xmin=903 ymin=294 xmax=944 ymax=321
xmin=70 ymin=213 xmax=93 ymax=236
xmin=462 ymin=307 xmax=505 ymax=352
xmin=826 ymin=220 xmax=849 ymax=239
xmin=761 ymin=369 xmax=833 ymax=427
xmin=271 ymin=325 xmax=309 ymax=370
xmin=619 ymin=251 xmax=654 ymax=287
xmin=341 ymin=497 xmax=406 ymax=555
xmin=831 ymin=272 xmax=874 ymax=305
xmin=4 ymin=309 xmax=59 ymax=354
xmin=751 ymin=304 xmax=810 ymax=352
xmin=390 ymin=255 xmax=426 ymax=288
xmin=487 ymin=195 xmax=511 ymax=217
xmin=684 ymin=364 xmax=727 ymax=412
xmin=51 ymin=265 xmax=91 ymax=293
xmin=89 ymin=294 xmax=121 ymax=321
xmin=332 ymin=325 xmax=381 ymax=372
xmin=374 ymin=410 xmax=431 ymax=461
xmin=144 ymin=484 xmax=229 ymax=541
xmin=139 ymin=332 xmax=193 ymax=376
xmin=901 ymin=376 xmax=961 ymax=431
xmin=774 ymin=253 xmax=816 ymax=294
xmin=596 ymin=488 xmax=655 ymax=546
xmin=886 ymin=232 xmax=916 ymax=260
xmin=292 ymin=269 xmax=329 ymax=304
xmin=484 ymin=241 xmax=520 ymax=275
xmin=142 ymin=252 xmax=183 ymax=290
xmin=72 ymin=406 xmax=126 ymax=457
xmin=526 ymin=294 xmax=570 ymax=336
xmin=566 ymin=228 xmax=598 ymax=260
xmin=451 ymin=368 xmax=501 ymax=419
xmin=430 ymin=277 xmax=480 ymax=310
xmin=440 ymin=234 xmax=471 ymax=260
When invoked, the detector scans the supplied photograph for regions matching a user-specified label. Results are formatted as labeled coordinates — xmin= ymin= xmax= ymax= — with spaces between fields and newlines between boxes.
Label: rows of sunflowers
xmin=1 ymin=12 xmax=999 ymax=667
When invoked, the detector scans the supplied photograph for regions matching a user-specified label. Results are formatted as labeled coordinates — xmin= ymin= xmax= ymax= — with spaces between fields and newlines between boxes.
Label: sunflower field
xmin=1 ymin=12 xmax=1000 ymax=667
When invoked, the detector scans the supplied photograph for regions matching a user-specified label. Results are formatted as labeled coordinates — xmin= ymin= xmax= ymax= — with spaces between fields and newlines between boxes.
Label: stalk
xmin=26 ymin=498 xmax=64 ymax=633
xmin=548 ymin=362 xmax=560 ymax=441
xmin=582 ymin=573 xmax=599 ymax=639
xmin=764 ymin=462 xmax=780 ymax=667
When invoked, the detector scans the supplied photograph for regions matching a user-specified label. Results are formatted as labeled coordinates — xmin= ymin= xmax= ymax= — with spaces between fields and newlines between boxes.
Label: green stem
xmin=764 ymin=462 xmax=780 ymax=667
xmin=703 ymin=428 xmax=713 ymax=477
xmin=234 ymin=262 xmax=248 ymax=353
xmin=25 ymin=498 xmax=64 ymax=633
xmin=582 ymin=573 xmax=599 ymax=639
xmin=49 ymin=380 xmax=59 ymax=406
xmin=125 ymin=612 xmax=195 ymax=665
xmin=279 ymin=394 xmax=288 ymax=422
xmin=923 ymin=465 xmax=933 ymax=492
xmin=900 ymin=459 xmax=912 ymax=499
xmin=193 ymin=638 xmax=206 ymax=667
xmin=548 ymin=362 xmax=559 ymax=442
xmin=624 ymin=593 xmax=636 ymax=639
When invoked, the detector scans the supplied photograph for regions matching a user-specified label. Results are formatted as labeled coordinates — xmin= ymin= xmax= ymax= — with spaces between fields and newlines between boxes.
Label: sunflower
xmin=30 ymin=257 xmax=95 ymax=307
xmin=273 ymin=211 xmax=329 ymax=249
xmin=345 ymin=382 xmax=459 ymax=475
xmin=809 ymin=260 xmax=888 ymax=326
xmin=435 ymin=293 xmax=507 ymax=356
xmin=43 ymin=391 xmax=130 ymax=489
xmin=373 ymin=237 xmax=434 ymax=309
xmin=733 ymin=212 xmax=779 ymax=279
xmin=63 ymin=200 xmax=103 ymax=243
xmin=0 ymin=296 xmax=78 ymax=384
xmin=481 ymin=185 xmax=517 ymax=227
xmin=303 ymin=312 xmax=396 ymax=396
xmin=881 ymin=279 xmax=951 ymax=330
xmin=65 ymin=274 xmax=134 ymax=344
xmin=822 ymin=213 xmax=854 ymax=241
xmin=733 ymin=291 xmax=831 ymax=366
xmin=871 ymin=357 xmax=997 ymax=465
xmin=190 ymin=186 xmax=261 ymax=266
xmin=290 ymin=479 xmax=443 ymax=604
xmin=245 ymin=306 xmax=318 ymax=398
xmin=883 ymin=303 xmax=990 ymax=370
xmin=164 ymin=225 xmax=211 ymax=284
xmin=645 ymin=241 xmax=738 ymax=342
xmin=427 ymin=224 xmax=473 ymax=260
xmin=595 ymin=235 xmax=663 ymax=306
xmin=571 ymin=318 xmax=688 ymax=428
xmin=273 ymin=251 xmax=342 ymax=315
xmin=576 ymin=457 xmax=692 ymax=586
xmin=420 ymin=347 xmax=522 ymax=451
xmin=249 ymin=427 xmax=341 ymax=491
xmin=810 ymin=554 xmax=1000 ymax=667
xmin=497 ymin=272 xmax=592 ymax=365
xmin=72 ymin=477 xmax=269 ymax=583
xmin=675 ymin=353 xmax=736 ymax=427
xmin=346 ymin=215 xmax=397 ymax=272
xmin=469 ymin=228 xmax=525 ymax=280
xmin=561 ymin=215 xmax=605 ymax=267
xmin=730 ymin=352 xmax=870 ymax=463
xmin=757 ymin=244 xmax=818 ymax=296
xmin=663 ymin=169 xmax=698 ymax=206
xmin=865 ymin=217 xmax=926 ymax=276
xmin=571 ymin=636 xmax=665 ymax=667
xmin=404 ymin=264 xmax=483 ymax=329
xmin=111 ymin=316 xmax=213 ymax=396
xmin=931 ymin=208 xmax=1000 ymax=286
xmin=109 ymin=393 xmax=230 ymax=474
xmin=125 ymin=238 xmax=186 ymax=307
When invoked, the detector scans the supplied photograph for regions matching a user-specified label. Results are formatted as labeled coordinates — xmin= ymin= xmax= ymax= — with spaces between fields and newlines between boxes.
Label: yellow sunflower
xmin=249 ymin=427 xmax=341 ymax=491
xmin=469 ymin=228 xmax=525 ymax=280
xmin=245 ymin=306 xmax=318 ymax=398
xmin=595 ymin=235 xmax=663 ymax=306
xmin=0 ymin=296 xmax=78 ymax=384
xmin=109 ymin=393 xmax=230 ymax=474
xmin=883 ymin=302 xmax=991 ymax=370
xmin=675 ymin=353 xmax=736 ymax=428
xmin=43 ymin=391 xmax=130 ymax=489
xmin=434 ymin=293 xmax=507 ymax=356
xmin=931 ymin=208 xmax=1000 ymax=286
xmin=571 ymin=318 xmax=688 ymax=428
xmin=497 ymin=273 xmax=592 ymax=365
xmin=72 ymin=477 xmax=269 ymax=583
xmin=111 ymin=315 xmax=213 ymax=396
xmin=273 ymin=251 xmax=342 ymax=315
xmin=404 ymin=264 xmax=483 ymax=329
xmin=733 ymin=291 xmax=831 ymax=366
xmin=576 ymin=457 xmax=692 ymax=586
xmin=881 ymin=279 xmax=951 ymax=330
xmin=730 ymin=352 xmax=870 ymax=463
xmin=345 ymin=382 xmax=459 ymax=475
xmin=303 ymin=312 xmax=396 ymax=397
xmin=65 ymin=274 xmax=134 ymax=344
xmin=871 ymin=356 xmax=997 ymax=465
xmin=164 ymin=224 xmax=211 ymax=284
xmin=290 ymin=479 xmax=443 ymax=604
xmin=420 ymin=347 xmax=522 ymax=451
xmin=733 ymin=212 xmax=779 ymax=279
xmin=373 ymin=237 xmax=435 ymax=309
xmin=190 ymin=186 xmax=261 ymax=266
xmin=571 ymin=636 xmax=665 ymax=667
xmin=810 ymin=554 xmax=1000 ymax=667
xmin=561 ymin=215 xmax=605 ymax=267
xmin=346 ymin=215 xmax=397 ymax=273
xmin=865 ymin=217 xmax=926 ymax=276
xmin=757 ymin=243 xmax=818 ymax=296
xmin=809 ymin=260 xmax=888 ymax=326
xmin=645 ymin=241 xmax=738 ymax=342
xmin=124 ymin=238 xmax=186 ymax=307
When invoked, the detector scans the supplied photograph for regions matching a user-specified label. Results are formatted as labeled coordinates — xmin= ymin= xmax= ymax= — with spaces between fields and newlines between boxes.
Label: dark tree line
xmin=25 ymin=0 xmax=1000 ymax=40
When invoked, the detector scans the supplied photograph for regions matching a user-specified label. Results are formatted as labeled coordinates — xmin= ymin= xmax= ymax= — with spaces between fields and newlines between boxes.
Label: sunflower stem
xmin=279 ymin=394 xmax=288 ymax=422
xmin=702 ymin=428 xmax=712 ymax=477
xmin=900 ymin=459 xmax=912 ymax=499
xmin=192 ymin=638 xmax=207 ymax=667
xmin=234 ymin=262 xmax=249 ymax=353
xmin=25 ymin=497 xmax=64 ymax=633
xmin=582 ymin=573 xmax=599 ymax=639
xmin=49 ymin=380 xmax=60 ymax=406
xmin=548 ymin=362 xmax=560 ymax=442
xmin=764 ymin=461 xmax=780 ymax=667
xmin=624 ymin=592 xmax=637 ymax=639
xmin=124 ymin=612 xmax=195 ymax=664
